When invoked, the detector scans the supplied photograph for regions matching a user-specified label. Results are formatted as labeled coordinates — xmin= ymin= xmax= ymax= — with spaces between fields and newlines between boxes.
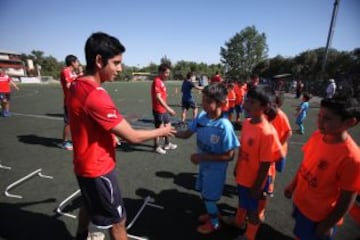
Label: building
xmin=0 ymin=50 xmax=28 ymax=77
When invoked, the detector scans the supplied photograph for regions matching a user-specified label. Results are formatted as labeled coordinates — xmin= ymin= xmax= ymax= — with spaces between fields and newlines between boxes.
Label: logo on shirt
xmin=210 ymin=134 xmax=220 ymax=144
xmin=107 ymin=110 xmax=118 ymax=119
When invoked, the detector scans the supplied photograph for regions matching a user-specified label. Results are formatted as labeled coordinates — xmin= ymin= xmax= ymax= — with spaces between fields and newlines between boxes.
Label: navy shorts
xmin=235 ymin=104 xmax=243 ymax=114
xmin=293 ymin=206 xmax=336 ymax=240
xmin=76 ymin=169 xmax=126 ymax=228
xmin=181 ymin=99 xmax=196 ymax=110
xmin=152 ymin=110 xmax=170 ymax=128
xmin=237 ymin=184 xmax=267 ymax=212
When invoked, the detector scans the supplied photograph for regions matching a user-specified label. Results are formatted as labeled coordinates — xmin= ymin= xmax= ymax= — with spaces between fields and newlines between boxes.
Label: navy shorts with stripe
xmin=76 ymin=169 xmax=126 ymax=228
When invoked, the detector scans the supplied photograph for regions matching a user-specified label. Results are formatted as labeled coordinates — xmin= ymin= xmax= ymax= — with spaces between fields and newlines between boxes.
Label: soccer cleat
xmin=163 ymin=142 xmax=177 ymax=150
xmin=197 ymin=221 xmax=220 ymax=234
xmin=198 ymin=213 xmax=223 ymax=223
xmin=62 ymin=141 xmax=73 ymax=151
xmin=155 ymin=146 xmax=166 ymax=154
xmin=86 ymin=232 xmax=105 ymax=240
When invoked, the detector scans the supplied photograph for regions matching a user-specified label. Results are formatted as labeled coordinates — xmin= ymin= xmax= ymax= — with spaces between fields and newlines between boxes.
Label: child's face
xmin=317 ymin=107 xmax=348 ymax=135
xmin=243 ymin=96 xmax=266 ymax=118
xmin=202 ymin=95 xmax=220 ymax=115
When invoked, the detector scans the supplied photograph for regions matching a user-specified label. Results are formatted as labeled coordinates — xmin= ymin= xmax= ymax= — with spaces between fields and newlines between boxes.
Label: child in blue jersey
xmin=295 ymin=92 xmax=311 ymax=135
xmin=176 ymin=83 xmax=240 ymax=234
xmin=181 ymin=71 xmax=204 ymax=124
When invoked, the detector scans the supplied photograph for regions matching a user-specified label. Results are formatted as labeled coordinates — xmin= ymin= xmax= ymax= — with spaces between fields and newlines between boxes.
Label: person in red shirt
xmin=0 ymin=68 xmax=19 ymax=117
xmin=68 ymin=32 xmax=175 ymax=240
xmin=226 ymin=87 xmax=283 ymax=240
xmin=284 ymin=96 xmax=360 ymax=240
xmin=151 ymin=63 xmax=177 ymax=154
xmin=60 ymin=55 xmax=82 ymax=150
xmin=210 ymin=71 xmax=223 ymax=84
xmin=234 ymin=80 xmax=246 ymax=124
xmin=226 ymin=82 xmax=236 ymax=122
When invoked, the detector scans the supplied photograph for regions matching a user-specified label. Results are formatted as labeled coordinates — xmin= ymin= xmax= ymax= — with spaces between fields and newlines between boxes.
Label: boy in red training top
xmin=284 ymin=96 xmax=360 ymax=240
xmin=230 ymin=86 xmax=283 ymax=240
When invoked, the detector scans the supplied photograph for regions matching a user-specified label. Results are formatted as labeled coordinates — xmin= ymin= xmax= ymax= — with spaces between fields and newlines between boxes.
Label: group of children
xmin=175 ymin=80 xmax=360 ymax=240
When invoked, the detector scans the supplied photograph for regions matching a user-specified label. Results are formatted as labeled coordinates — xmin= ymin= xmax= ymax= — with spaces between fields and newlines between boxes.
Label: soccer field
xmin=0 ymin=81 xmax=359 ymax=240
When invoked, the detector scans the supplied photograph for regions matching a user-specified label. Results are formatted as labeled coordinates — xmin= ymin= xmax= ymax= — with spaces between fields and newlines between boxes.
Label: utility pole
xmin=321 ymin=0 xmax=340 ymax=80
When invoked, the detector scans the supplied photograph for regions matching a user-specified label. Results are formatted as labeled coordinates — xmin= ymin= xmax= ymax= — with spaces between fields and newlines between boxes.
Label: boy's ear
xmin=345 ymin=117 xmax=358 ymax=128
xmin=95 ymin=54 xmax=103 ymax=69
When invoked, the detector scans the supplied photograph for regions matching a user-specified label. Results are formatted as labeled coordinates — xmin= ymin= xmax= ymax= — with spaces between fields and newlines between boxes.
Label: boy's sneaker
xmin=62 ymin=141 xmax=73 ymax=151
xmin=87 ymin=232 xmax=105 ymax=240
xmin=155 ymin=146 xmax=166 ymax=154
xmin=197 ymin=221 xmax=220 ymax=234
xmin=163 ymin=142 xmax=177 ymax=150
xmin=2 ymin=110 xmax=10 ymax=117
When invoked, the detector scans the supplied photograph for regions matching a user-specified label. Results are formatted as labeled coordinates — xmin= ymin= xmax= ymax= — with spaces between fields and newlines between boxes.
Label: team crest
xmin=317 ymin=159 xmax=329 ymax=170
xmin=210 ymin=134 xmax=220 ymax=144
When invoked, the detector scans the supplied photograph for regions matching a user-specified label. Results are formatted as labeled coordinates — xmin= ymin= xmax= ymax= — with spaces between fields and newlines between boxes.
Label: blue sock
xmin=204 ymin=200 xmax=219 ymax=227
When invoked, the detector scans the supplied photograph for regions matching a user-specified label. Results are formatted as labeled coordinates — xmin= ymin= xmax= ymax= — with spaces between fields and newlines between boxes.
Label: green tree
xmin=220 ymin=26 xmax=268 ymax=80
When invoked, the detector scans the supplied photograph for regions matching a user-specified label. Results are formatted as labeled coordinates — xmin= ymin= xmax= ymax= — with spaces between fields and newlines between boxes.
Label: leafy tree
xmin=220 ymin=26 xmax=268 ymax=80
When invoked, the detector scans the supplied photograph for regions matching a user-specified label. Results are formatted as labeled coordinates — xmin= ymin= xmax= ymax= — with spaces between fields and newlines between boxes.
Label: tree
xmin=220 ymin=26 xmax=268 ymax=80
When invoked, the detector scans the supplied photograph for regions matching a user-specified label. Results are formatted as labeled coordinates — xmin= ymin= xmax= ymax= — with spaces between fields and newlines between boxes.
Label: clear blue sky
xmin=0 ymin=0 xmax=359 ymax=67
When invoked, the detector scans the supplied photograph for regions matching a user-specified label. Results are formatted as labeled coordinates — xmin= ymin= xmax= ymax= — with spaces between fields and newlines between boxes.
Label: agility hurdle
xmin=4 ymin=168 xmax=53 ymax=198
xmin=0 ymin=162 xmax=11 ymax=170
xmin=57 ymin=190 xmax=164 ymax=240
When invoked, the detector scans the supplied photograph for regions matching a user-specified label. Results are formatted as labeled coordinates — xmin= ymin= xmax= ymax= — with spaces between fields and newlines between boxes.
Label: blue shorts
xmin=182 ymin=99 xmax=196 ymax=110
xmin=275 ymin=157 xmax=286 ymax=172
xmin=152 ymin=110 xmax=170 ymax=128
xmin=237 ymin=185 xmax=263 ymax=212
xmin=76 ymin=169 xmax=126 ymax=228
xmin=196 ymin=162 xmax=228 ymax=201
xmin=293 ymin=206 xmax=337 ymax=240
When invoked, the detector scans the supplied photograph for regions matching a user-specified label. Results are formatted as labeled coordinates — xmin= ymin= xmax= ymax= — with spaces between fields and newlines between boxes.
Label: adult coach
xmin=67 ymin=32 xmax=175 ymax=240
xmin=60 ymin=55 xmax=82 ymax=150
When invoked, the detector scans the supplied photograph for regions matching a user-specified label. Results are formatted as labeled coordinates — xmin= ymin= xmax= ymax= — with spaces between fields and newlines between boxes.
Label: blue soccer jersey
xmin=189 ymin=111 xmax=240 ymax=200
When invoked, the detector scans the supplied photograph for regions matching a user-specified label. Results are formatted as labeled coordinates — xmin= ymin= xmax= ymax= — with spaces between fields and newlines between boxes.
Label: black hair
xmin=158 ymin=63 xmax=171 ymax=73
xmin=65 ymin=55 xmax=78 ymax=67
xmin=320 ymin=96 xmax=360 ymax=121
xmin=202 ymin=83 xmax=228 ymax=104
xmin=246 ymin=86 xmax=275 ymax=107
xmin=186 ymin=71 xmax=195 ymax=79
xmin=85 ymin=32 xmax=126 ymax=74
xmin=302 ymin=92 xmax=312 ymax=101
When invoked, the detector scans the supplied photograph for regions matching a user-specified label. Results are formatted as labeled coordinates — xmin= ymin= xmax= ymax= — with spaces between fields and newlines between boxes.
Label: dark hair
xmin=246 ymin=86 xmax=275 ymax=106
xmin=321 ymin=96 xmax=360 ymax=121
xmin=302 ymin=92 xmax=312 ymax=101
xmin=85 ymin=32 xmax=126 ymax=74
xmin=158 ymin=63 xmax=171 ymax=73
xmin=202 ymin=83 xmax=228 ymax=103
xmin=186 ymin=71 xmax=195 ymax=79
xmin=65 ymin=55 xmax=78 ymax=67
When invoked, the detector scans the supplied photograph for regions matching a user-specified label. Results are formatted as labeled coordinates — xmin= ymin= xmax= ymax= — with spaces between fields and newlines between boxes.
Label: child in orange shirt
xmin=226 ymin=82 xmax=236 ymax=122
xmin=234 ymin=80 xmax=246 ymax=124
xmin=230 ymin=87 xmax=283 ymax=240
xmin=284 ymin=96 xmax=360 ymax=240
xmin=258 ymin=93 xmax=292 ymax=221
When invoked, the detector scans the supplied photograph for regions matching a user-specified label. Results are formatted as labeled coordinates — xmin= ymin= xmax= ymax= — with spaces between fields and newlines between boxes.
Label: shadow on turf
xmin=17 ymin=134 xmax=63 ymax=149
xmin=155 ymin=171 xmax=238 ymax=198
xmin=0 ymin=198 xmax=73 ymax=240
xmin=46 ymin=113 xmax=64 ymax=118
xmin=116 ymin=142 xmax=154 ymax=153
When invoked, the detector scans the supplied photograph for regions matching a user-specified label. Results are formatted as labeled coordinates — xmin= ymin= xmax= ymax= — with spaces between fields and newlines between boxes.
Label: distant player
xmin=0 ymin=68 xmax=19 ymax=117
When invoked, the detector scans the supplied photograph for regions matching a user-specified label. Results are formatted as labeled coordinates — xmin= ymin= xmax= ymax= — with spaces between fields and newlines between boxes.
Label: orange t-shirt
xmin=228 ymin=89 xmax=236 ymax=108
xmin=293 ymin=130 xmax=360 ymax=222
xmin=271 ymin=108 xmax=292 ymax=156
xmin=234 ymin=84 xmax=245 ymax=105
xmin=235 ymin=118 xmax=283 ymax=187
xmin=221 ymin=96 xmax=229 ymax=112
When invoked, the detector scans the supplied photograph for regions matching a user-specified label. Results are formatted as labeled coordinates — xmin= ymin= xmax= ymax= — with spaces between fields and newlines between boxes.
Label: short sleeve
xmin=85 ymin=88 xmax=123 ymax=131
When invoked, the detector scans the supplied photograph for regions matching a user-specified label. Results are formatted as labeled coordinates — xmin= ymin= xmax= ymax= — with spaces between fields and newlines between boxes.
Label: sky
xmin=0 ymin=0 xmax=359 ymax=67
